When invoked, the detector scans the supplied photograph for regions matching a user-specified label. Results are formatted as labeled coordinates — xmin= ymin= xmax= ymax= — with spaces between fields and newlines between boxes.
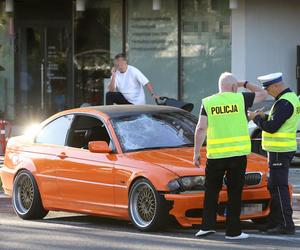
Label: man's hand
xmin=248 ymin=111 xmax=264 ymax=120
xmin=151 ymin=93 xmax=159 ymax=100
xmin=108 ymin=67 xmax=117 ymax=92
xmin=111 ymin=67 xmax=116 ymax=78
xmin=193 ymin=155 xmax=201 ymax=167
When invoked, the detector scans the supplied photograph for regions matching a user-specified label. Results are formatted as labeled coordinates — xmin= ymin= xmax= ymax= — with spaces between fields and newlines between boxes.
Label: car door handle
xmin=57 ymin=152 xmax=68 ymax=159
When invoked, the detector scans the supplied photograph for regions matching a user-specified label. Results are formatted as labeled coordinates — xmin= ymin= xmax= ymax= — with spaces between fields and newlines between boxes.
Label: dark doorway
xmin=74 ymin=7 xmax=111 ymax=107
xmin=15 ymin=0 xmax=73 ymax=122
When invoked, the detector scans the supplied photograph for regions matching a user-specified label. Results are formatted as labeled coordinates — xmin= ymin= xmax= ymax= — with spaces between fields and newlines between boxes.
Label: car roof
xmin=76 ymin=105 xmax=184 ymax=118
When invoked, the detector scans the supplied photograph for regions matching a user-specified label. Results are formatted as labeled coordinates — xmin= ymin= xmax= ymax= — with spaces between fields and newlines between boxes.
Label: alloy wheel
xmin=130 ymin=182 xmax=157 ymax=228
xmin=13 ymin=172 xmax=34 ymax=215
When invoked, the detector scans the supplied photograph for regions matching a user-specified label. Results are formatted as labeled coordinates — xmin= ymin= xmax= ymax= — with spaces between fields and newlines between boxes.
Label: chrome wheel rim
xmin=130 ymin=182 xmax=157 ymax=228
xmin=13 ymin=173 xmax=34 ymax=215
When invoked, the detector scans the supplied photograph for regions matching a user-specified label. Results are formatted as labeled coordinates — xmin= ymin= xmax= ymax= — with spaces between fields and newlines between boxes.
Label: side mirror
xmin=88 ymin=141 xmax=112 ymax=153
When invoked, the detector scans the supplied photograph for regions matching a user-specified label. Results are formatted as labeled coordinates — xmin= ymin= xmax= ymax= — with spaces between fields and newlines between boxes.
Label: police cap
xmin=257 ymin=72 xmax=283 ymax=89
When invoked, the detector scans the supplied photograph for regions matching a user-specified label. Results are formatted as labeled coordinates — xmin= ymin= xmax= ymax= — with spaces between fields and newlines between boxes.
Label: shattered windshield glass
xmin=111 ymin=112 xmax=197 ymax=152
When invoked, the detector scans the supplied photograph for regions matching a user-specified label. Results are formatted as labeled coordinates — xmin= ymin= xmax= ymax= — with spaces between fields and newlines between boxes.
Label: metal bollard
xmin=0 ymin=120 xmax=12 ymax=155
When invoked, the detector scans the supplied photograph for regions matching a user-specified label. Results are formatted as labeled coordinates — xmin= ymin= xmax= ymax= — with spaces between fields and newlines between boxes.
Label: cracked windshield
xmin=112 ymin=112 xmax=196 ymax=152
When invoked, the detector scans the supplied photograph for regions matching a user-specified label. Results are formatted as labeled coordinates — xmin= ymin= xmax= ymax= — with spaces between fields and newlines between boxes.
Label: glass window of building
xmin=128 ymin=0 xmax=178 ymax=104
xmin=0 ymin=0 xmax=233 ymax=124
xmin=14 ymin=0 xmax=72 ymax=122
xmin=0 ymin=4 xmax=14 ymax=120
xmin=181 ymin=0 xmax=231 ymax=114
xmin=74 ymin=0 xmax=123 ymax=107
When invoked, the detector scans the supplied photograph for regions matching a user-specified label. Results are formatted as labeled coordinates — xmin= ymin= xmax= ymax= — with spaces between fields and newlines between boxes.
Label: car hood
xmin=125 ymin=147 xmax=268 ymax=177
xmin=125 ymin=147 xmax=204 ymax=176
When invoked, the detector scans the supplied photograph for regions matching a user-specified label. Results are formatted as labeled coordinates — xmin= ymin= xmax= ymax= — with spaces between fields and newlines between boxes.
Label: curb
xmin=0 ymin=193 xmax=9 ymax=199
xmin=293 ymin=193 xmax=300 ymax=211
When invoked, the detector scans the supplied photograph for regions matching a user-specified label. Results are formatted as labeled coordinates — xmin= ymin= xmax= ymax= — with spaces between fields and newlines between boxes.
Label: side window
xmin=66 ymin=115 xmax=112 ymax=149
xmin=35 ymin=115 xmax=73 ymax=146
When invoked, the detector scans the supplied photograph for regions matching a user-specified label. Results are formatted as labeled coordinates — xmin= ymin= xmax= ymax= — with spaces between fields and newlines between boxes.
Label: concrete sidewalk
xmin=290 ymin=168 xmax=300 ymax=211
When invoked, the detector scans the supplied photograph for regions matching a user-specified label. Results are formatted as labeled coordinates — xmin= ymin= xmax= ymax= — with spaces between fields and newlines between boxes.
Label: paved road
xmin=1 ymin=197 xmax=300 ymax=250
xmin=1 ymin=167 xmax=300 ymax=249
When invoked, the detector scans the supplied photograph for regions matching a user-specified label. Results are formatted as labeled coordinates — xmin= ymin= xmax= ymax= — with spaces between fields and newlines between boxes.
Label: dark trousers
xmin=267 ymin=151 xmax=295 ymax=229
xmin=202 ymin=155 xmax=247 ymax=237
xmin=106 ymin=92 xmax=132 ymax=105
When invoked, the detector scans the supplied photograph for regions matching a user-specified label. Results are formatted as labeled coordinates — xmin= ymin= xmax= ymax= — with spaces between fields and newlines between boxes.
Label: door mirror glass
xmin=88 ymin=141 xmax=112 ymax=153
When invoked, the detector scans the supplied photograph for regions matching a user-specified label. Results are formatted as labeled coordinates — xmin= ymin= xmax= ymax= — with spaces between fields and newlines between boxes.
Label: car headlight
xmin=167 ymin=179 xmax=181 ymax=191
xmin=167 ymin=176 xmax=205 ymax=192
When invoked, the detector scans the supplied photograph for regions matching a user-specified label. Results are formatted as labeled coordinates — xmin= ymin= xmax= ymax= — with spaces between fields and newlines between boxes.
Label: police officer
xmin=248 ymin=72 xmax=300 ymax=235
xmin=194 ymin=72 xmax=267 ymax=239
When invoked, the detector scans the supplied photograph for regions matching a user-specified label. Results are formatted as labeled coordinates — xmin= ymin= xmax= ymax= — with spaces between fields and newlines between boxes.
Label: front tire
xmin=12 ymin=170 xmax=48 ymax=220
xmin=129 ymin=178 xmax=169 ymax=231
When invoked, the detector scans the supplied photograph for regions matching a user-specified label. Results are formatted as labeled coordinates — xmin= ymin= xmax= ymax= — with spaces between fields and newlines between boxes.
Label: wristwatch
xmin=243 ymin=81 xmax=248 ymax=88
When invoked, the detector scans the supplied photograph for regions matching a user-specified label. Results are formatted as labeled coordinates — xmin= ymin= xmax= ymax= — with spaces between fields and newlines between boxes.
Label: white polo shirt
xmin=115 ymin=65 xmax=149 ymax=104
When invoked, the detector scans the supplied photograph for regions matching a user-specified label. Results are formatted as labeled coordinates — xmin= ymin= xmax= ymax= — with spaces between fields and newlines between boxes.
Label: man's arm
xmin=238 ymin=81 xmax=268 ymax=103
xmin=145 ymin=83 xmax=159 ymax=99
xmin=134 ymin=67 xmax=159 ymax=99
xmin=249 ymin=100 xmax=294 ymax=133
xmin=108 ymin=67 xmax=116 ymax=92
xmin=193 ymin=114 xmax=208 ymax=167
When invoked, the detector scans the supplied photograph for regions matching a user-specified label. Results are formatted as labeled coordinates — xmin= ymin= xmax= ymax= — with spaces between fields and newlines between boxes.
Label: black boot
xmin=258 ymin=223 xmax=278 ymax=232
xmin=266 ymin=225 xmax=295 ymax=235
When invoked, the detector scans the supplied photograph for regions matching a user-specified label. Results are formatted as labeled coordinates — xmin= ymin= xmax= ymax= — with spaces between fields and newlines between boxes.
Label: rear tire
xmin=12 ymin=170 xmax=48 ymax=220
xmin=129 ymin=178 xmax=169 ymax=231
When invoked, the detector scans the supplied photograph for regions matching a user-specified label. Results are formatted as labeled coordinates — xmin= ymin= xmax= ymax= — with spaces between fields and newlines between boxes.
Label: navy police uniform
xmin=254 ymin=73 xmax=298 ymax=234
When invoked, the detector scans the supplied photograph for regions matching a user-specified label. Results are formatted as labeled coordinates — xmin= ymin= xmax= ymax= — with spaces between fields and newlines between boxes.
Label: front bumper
xmin=164 ymin=186 xmax=271 ymax=227
xmin=0 ymin=165 xmax=15 ymax=196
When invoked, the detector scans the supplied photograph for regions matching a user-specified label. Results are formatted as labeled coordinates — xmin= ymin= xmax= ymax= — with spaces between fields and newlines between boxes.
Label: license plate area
xmin=217 ymin=200 xmax=269 ymax=217
xmin=241 ymin=203 xmax=263 ymax=215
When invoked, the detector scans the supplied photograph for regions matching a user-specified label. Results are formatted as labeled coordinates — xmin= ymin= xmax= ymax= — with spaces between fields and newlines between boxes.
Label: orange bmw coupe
xmin=1 ymin=105 xmax=272 ymax=231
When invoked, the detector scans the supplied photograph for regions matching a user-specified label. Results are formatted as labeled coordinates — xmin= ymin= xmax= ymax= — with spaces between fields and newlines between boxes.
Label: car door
xmin=32 ymin=114 xmax=74 ymax=207
xmin=56 ymin=114 xmax=115 ymax=214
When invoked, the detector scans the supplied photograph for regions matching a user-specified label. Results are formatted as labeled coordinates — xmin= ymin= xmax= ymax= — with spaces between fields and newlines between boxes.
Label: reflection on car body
xmin=0 ymin=105 xmax=277 ymax=231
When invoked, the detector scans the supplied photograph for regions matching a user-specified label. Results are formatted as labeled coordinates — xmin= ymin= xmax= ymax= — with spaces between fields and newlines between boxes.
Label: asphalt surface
xmin=1 ymin=161 xmax=300 ymax=249
xmin=1 ymin=205 xmax=300 ymax=250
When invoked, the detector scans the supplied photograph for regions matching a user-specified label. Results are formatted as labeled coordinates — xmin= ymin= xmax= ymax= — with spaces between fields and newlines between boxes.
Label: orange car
xmin=1 ymin=105 xmax=272 ymax=231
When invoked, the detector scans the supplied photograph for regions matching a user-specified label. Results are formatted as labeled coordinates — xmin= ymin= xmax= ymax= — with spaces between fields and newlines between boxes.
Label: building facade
xmin=0 ymin=0 xmax=298 ymax=124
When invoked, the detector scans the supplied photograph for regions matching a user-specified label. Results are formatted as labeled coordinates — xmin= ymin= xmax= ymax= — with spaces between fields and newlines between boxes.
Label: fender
xmin=126 ymin=167 xmax=179 ymax=192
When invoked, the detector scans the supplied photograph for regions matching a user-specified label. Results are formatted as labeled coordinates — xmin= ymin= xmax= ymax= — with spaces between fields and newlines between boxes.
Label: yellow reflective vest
xmin=202 ymin=92 xmax=251 ymax=159
xmin=262 ymin=92 xmax=300 ymax=152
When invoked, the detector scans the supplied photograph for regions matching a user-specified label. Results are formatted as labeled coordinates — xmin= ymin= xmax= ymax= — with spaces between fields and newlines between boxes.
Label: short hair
xmin=218 ymin=72 xmax=238 ymax=88
xmin=114 ymin=53 xmax=127 ymax=60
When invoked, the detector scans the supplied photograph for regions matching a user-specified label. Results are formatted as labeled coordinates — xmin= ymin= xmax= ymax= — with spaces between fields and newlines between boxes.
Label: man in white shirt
xmin=106 ymin=53 xmax=158 ymax=105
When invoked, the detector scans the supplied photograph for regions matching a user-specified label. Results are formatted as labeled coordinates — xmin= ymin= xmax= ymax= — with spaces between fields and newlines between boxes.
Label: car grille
xmin=244 ymin=173 xmax=262 ymax=186
xmin=224 ymin=172 xmax=262 ymax=187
